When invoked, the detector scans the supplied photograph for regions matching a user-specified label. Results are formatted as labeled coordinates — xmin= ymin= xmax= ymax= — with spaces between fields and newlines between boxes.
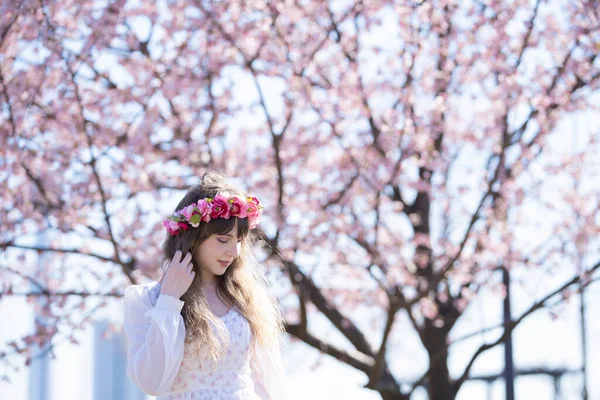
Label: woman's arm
xmin=123 ymin=284 xmax=186 ymax=396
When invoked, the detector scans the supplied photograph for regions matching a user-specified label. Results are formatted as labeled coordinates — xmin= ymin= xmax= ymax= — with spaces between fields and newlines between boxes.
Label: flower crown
xmin=163 ymin=192 xmax=263 ymax=236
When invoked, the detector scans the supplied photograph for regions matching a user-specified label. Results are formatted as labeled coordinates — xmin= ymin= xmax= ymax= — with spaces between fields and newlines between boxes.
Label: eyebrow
xmin=219 ymin=234 xmax=239 ymax=238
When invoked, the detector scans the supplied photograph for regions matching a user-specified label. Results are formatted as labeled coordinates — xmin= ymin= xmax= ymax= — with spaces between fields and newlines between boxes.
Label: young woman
xmin=123 ymin=172 xmax=287 ymax=399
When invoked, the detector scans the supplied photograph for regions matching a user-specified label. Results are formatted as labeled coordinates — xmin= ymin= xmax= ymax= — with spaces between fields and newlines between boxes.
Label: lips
xmin=218 ymin=260 xmax=230 ymax=267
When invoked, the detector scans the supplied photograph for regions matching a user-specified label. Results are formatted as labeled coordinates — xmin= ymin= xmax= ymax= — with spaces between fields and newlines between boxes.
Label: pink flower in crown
xmin=163 ymin=219 xmax=188 ymax=236
xmin=163 ymin=220 xmax=177 ymax=235
xmin=247 ymin=197 xmax=263 ymax=217
xmin=181 ymin=204 xmax=197 ymax=221
xmin=227 ymin=195 xmax=248 ymax=218
xmin=210 ymin=193 xmax=231 ymax=219
xmin=246 ymin=196 xmax=262 ymax=229
xmin=196 ymin=199 xmax=213 ymax=223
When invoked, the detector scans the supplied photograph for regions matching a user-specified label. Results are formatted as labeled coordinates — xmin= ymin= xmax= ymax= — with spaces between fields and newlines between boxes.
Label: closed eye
xmin=218 ymin=238 xmax=243 ymax=244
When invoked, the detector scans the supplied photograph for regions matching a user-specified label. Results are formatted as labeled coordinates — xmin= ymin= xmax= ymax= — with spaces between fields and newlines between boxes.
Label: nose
xmin=225 ymin=241 xmax=241 ymax=259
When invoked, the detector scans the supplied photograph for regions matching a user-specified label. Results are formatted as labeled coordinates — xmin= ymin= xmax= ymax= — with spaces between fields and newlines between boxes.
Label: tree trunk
xmin=422 ymin=324 xmax=455 ymax=400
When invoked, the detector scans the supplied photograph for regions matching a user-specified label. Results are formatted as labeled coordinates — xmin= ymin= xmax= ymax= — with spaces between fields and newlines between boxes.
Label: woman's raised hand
xmin=160 ymin=250 xmax=195 ymax=299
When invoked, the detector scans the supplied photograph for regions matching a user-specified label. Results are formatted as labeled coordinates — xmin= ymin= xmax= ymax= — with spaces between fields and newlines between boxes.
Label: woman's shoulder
xmin=124 ymin=280 xmax=162 ymax=306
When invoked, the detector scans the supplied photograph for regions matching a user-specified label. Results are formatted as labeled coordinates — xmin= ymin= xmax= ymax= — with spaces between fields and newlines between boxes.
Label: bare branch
xmin=1 ymin=243 xmax=125 ymax=265
xmin=285 ymin=323 xmax=373 ymax=373
xmin=66 ymin=63 xmax=134 ymax=284
xmin=369 ymin=299 xmax=400 ymax=385
xmin=281 ymin=258 xmax=375 ymax=357
xmin=514 ymin=0 xmax=542 ymax=69
xmin=452 ymin=259 xmax=600 ymax=393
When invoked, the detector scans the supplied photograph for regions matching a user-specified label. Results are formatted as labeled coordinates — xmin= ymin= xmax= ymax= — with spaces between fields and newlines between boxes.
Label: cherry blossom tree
xmin=1 ymin=1 xmax=599 ymax=399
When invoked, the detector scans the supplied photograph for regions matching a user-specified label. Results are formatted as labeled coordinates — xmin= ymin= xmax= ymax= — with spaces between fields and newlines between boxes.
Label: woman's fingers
xmin=171 ymin=251 xmax=191 ymax=269
xmin=182 ymin=251 xmax=192 ymax=265
xmin=161 ymin=250 xmax=196 ymax=298
xmin=175 ymin=250 xmax=183 ymax=264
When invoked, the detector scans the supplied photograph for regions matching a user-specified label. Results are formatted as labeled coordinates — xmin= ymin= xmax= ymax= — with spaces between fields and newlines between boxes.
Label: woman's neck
xmin=201 ymin=278 xmax=218 ymax=294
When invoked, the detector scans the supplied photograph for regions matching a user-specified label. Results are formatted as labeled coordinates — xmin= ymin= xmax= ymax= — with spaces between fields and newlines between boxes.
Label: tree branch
xmin=285 ymin=323 xmax=373 ymax=373
xmin=452 ymin=259 xmax=600 ymax=393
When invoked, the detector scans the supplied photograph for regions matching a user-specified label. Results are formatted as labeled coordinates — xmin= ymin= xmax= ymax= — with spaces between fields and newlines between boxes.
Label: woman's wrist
xmin=160 ymin=289 xmax=181 ymax=299
xmin=156 ymin=292 xmax=185 ymax=313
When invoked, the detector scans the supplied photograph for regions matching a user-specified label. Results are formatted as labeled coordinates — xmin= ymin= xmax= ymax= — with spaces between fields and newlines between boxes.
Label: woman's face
xmin=193 ymin=219 xmax=242 ymax=280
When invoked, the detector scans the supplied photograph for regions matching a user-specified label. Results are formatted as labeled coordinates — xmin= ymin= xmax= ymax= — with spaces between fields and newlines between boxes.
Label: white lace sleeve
xmin=250 ymin=339 xmax=288 ymax=400
xmin=123 ymin=283 xmax=186 ymax=396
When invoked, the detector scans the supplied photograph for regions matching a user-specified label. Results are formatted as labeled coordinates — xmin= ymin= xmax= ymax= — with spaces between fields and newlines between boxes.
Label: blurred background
xmin=1 ymin=0 xmax=599 ymax=399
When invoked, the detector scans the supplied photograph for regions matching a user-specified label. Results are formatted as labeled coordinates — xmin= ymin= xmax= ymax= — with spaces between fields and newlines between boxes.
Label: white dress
xmin=123 ymin=281 xmax=287 ymax=400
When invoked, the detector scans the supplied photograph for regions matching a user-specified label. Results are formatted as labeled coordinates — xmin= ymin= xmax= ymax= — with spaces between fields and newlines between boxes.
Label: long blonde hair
xmin=159 ymin=172 xmax=285 ymax=367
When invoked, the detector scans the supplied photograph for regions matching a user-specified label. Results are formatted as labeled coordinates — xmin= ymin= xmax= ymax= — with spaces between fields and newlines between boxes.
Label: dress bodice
xmin=145 ymin=283 xmax=260 ymax=400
